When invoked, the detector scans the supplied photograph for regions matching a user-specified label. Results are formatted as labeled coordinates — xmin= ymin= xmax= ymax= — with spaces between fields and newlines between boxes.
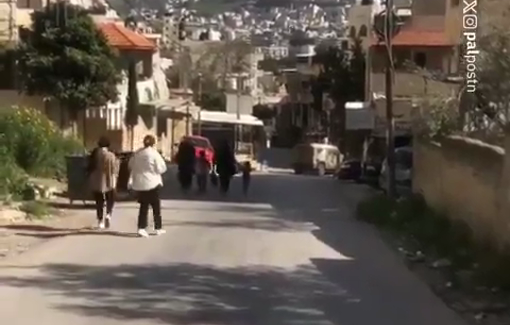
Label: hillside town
xmin=2 ymin=0 xmax=510 ymax=324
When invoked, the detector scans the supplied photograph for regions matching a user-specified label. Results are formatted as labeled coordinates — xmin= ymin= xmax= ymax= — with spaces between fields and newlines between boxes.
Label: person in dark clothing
xmin=195 ymin=151 xmax=210 ymax=193
xmin=176 ymin=140 xmax=196 ymax=192
xmin=214 ymin=141 xmax=236 ymax=194
xmin=242 ymin=161 xmax=252 ymax=196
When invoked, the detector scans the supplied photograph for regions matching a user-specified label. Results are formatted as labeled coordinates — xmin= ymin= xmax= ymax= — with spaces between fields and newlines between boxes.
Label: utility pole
xmin=186 ymin=96 xmax=190 ymax=136
xmin=385 ymin=0 xmax=396 ymax=198
xmin=235 ymin=74 xmax=241 ymax=151
xmin=197 ymin=72 xmax=202 ymax=135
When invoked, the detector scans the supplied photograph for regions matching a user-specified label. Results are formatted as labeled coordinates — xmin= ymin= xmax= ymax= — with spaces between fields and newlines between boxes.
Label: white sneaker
xmin=155 ymin=229 xmax=166 ymax=236
xmin=105 ymin=214 xmax=111 ymax=229
xmin=137 ymin=229 xmax=149 ymax=237
xmin=98 ymin=220 xmax=105 ymax=229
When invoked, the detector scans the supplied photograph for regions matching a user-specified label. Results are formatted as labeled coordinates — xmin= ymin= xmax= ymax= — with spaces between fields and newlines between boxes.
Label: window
xmin=395 ymin=150 xmax=413 ymax=169
xmin=394 ymin=49 xmax=411 ymax=68
xmin=296 ymin=56 xmax=310 ymax=64
xmin=17 ymin=0 xmax=42 ymax=9
xmin=182 ymin=136 xmax=212 ymax=149
xmin=413 ymin=52 xmax=427 ymax=68
xmin=359 ymin=25 xmax=368 ymax=37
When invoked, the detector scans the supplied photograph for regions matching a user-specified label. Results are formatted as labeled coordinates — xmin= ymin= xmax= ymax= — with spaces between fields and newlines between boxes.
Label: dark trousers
xmin=137 ymin=186 xmax=162 ymax=230
xmin=178 ymin=171 xmax=193 ymax=191
xmin=242 ymin=176 xmax=250 ymax=195
xmin=219 ymin=175 xmax=231 ymax=193
xmin=196 ymin=174 xmax=207 ymax=193
xmin=93 ymin=190 xmax=115 ymax=221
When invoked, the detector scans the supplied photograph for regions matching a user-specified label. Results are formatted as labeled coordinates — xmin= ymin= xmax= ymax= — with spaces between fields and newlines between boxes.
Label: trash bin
xmin=115 ymin=151 xmax=133 ymax=192
xmin=66 ymin=154 xmax=92 ymax=205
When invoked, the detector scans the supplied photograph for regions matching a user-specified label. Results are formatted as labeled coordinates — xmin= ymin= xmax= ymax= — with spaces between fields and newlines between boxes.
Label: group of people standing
xmin=86 ymin=136 xmax=251 ymax=237
xmin=175 ymin=139 xmax=239 ymax=195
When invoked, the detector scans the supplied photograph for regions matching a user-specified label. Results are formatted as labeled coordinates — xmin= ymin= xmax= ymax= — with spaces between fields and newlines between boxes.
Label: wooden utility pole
xmin=235 ymin=74 xmax=241 ymax=151
xmin=385 ymin=0 xmax=396 ymax=198
xmin=197 ymin=73 xmax=202 ymax=135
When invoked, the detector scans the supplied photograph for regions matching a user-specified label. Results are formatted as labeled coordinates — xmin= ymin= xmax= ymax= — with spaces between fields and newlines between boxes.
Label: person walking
xmin=195 ymin=151 xmax=210 ymax=193
xmin=87 ymin=136 xmax=119 ymax=229
xmin=241 ymin=161 xmax=252 ymax=196
xmin=128 ymin=135 xmax=167 ymax=237
xmin=215 ymin=140 xmax=236 ymax=194
xmin=176 ymin=140 xmax=196 ymax=192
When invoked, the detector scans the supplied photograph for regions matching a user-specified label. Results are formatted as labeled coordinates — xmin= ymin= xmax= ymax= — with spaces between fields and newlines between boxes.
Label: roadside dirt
xmin=0 ymin=200 xmax=95 ymax=260
xmin=380 ymin=232 xmax=510 ymax=325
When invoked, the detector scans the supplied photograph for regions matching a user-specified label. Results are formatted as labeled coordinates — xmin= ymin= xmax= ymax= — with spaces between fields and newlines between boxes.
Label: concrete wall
xmin=370 ymin=72 xmax=458 ymax=98
xmin=413 ymin=136 xmax=510 ymax=249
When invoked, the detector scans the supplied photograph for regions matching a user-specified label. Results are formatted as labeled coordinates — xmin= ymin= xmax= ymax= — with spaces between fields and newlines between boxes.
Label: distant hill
xmin=105 ymin=0 xmax=246 ymax=18
xmin=106 ymin=0 xmax=165 ymax=17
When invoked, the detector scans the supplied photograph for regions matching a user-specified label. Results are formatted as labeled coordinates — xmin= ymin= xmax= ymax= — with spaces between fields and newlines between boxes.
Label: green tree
xmin=312 ymin=38 xmax=366 ymax=149
xmin=125 ymin=59 xmax=139 ymax=150
xmin=17 ymin=2 xmax=121 ymax=136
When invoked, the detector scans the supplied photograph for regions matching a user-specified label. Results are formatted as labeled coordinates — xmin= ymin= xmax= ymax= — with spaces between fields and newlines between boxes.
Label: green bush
xmin=0 ymin=146 xmax=29 ymax=198
xmin=356 ymin=193 xmax=396 ymax=226
xmin=0 ymin=107 xmax=84 ymax=179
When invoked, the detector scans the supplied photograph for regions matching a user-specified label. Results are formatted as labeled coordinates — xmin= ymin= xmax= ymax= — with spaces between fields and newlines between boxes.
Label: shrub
xmin=0 ymin=146 xmax=29 ymax=198
xmin=0 ymin=107 xmax=84 ymax=179
xmin=356 ymin=193 xmax=396 ymax=226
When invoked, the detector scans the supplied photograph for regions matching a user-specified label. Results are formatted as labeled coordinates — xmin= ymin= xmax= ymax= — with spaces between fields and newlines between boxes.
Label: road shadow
xmin=12 ymin=231 xmax=138 ymax=239
xmin=163 ymin=218 xmax=317 ymax=233
xmin=0 ymin=225 xmax=76 ymax=232
xmin=0 ymin=225 xmax=138 ymax=239
xmin=49 ymin=193 xmax=137 ymax=211
xmin=0 ymin=261 xmax=376 ymax=325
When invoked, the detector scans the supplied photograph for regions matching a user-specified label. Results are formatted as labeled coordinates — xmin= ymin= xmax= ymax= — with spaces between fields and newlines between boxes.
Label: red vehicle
xmin=180 ymin=135 xmax=214 ymax=165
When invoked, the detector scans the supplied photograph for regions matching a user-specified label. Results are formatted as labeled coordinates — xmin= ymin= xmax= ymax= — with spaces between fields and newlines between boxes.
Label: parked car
xmin=360 ymin=159 xmax=383 ymax=185
xmin=337 ymin=159 xmax=363 ymax=180
xmin=379 ymin=146 xmax=413 ymax=195
xmin=180 ymin=135 xmax=215 ymax=165
xmin=337 ymin=157 xmax=382 ymax=184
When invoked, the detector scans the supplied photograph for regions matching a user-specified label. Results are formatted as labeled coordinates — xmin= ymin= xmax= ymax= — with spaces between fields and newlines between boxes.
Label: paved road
xmin=0 ymin=171 xmax=467 ymax=325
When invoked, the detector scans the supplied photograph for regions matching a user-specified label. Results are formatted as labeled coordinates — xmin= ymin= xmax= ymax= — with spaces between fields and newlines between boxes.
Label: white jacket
xmin=128 ymin=147 xmax=167 ymax=191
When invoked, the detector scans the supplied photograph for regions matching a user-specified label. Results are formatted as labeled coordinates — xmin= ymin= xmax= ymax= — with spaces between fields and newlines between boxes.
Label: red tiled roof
xmin=98 ymin=23 xmax=156 ymax=51
xmin=371 ymin=30 xmax=455 ymax=47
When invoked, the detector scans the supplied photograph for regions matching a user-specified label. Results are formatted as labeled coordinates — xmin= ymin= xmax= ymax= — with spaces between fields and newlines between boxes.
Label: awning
xmin=192 ymin=110 xmax=264 ymax=126
xmin=141 ymin=99 xmax=200 ymax=115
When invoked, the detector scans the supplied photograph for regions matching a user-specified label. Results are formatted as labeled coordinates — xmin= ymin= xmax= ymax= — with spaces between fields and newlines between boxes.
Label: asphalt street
xmin=0 ymin=170 xmax=467 ymax=325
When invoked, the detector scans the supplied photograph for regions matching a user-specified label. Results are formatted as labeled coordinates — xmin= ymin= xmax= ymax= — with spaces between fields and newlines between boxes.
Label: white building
xmin=346 ymin=1 xmax=374 ymax=50
xmin=255 ymin=45 xmax=289 ymax=60
xmin=0 ymin=0 xmax=16 ymax=44
xmin=162 ymin=12 xmax=179 ymax=49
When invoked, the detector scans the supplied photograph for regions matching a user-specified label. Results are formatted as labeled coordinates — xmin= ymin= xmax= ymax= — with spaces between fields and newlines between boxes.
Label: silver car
xmin=379 ymin=146 xmax=413 ymax=195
